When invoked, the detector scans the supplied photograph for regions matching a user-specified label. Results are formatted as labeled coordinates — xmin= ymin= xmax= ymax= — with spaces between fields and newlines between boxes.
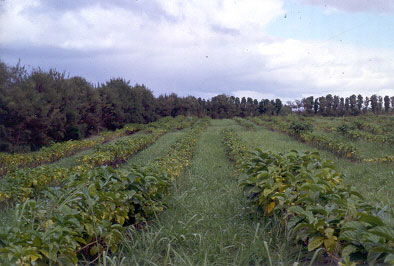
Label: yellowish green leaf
xmin=266 ymin=201 xmax=276 ymax=215
xmin=308 ymin=236 xmax=324 ymax=252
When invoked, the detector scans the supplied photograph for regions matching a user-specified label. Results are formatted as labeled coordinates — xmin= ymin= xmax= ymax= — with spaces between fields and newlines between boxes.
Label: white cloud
xmin=294 ymin=0 xmax=394 ymax=13
xmin=232 ymin=90 xmax=276 ymax=100
xmin=0 ymin=0 xmax=284 ymax=49
xmin=257 ymin=38 xmax=394 ymax=97
xmin=158 ymin=0 xmax=283 ymax=32
xmin=1 ymin=0 xmax=393 ymax=100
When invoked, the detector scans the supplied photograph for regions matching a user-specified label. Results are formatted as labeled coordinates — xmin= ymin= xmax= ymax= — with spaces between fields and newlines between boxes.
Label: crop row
xmin=221 ymin=128 xmax=251 ymax=171
xmin=339 ymin=128 xmax=394 ymax=144
xmin=343 ymin=116 xmax=394 ymax=136
xmin=0 ymin=131 xmax=161 ymax=204
xmin=0 ymin=116 xmax=197 ymax=177
xmin=0 ymin=116 xmax=196 ymax=203
xmin=253 ymin=116 xmax=394 ymax=163
xmin=77 ymin=115 xmax=198 ymax=168
xmin=248 ymin=117 xmax=359 ymax=160
xmin=78 ymin=129 xmax=166 ymax=167
xmin=0 ymin=124 xmax=143 ymax=176
xmin=363 ymin=155 xmax=394 ymax=163
xmin=0 ymin=118 xmax=210 ymax=265
xmin=221 ymin=129 xmax=394 ymax=265
xmin=319 ymin=122 xmax=394 ymax=146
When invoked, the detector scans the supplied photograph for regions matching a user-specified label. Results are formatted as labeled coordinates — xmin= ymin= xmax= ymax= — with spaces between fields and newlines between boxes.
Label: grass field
xmin=0 ymin=116 xmax=393 ymax=265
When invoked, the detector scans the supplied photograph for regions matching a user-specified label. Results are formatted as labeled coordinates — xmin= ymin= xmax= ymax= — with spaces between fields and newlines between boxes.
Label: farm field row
xmin=107 ymin=118 xmax=393 ymax=265
xmin=222 ymin=121 xmax=393 ymax=265
xmin=247 ymin=115 xmax=394 ymax=162
xmin=108 ymin=119 xmax=281 ymax=265
xmin=0 ymin=115 xmax=198 ymax=176
xmin=0 ymin=116 xmax=197 ymax=204
xmin=1 ymin=116 xmax=393 ymax=265
xmin=237 ymin=120 xmax=394 ymax=206
xmin=0 ymin=124 xmax=143 ymax=176
xmin=0 ymin=117 xmax=208 ymax=264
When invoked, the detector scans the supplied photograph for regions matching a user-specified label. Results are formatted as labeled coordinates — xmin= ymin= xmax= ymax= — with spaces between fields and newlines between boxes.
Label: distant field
xmin=0 ymin=115 xmax=393 ymax=265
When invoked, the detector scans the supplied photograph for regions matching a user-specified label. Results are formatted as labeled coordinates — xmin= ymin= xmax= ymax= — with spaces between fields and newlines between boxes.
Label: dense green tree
xmin=302 ymin=96 xmax=314 ymax=115
xmin=349 ymin=94 xmax=357 ymax=115
xmin=391 ymin=97 xmax=394 ymax=114
xmin=364 ymin=97 xmax=370 ymax=113
xmin=258 ymin=99 xmax=266 ymax=114
xmin=274 ymin=99 xmax=282 ymax=115
xmin=325 ymin=94 xmax=333 ymax=115
xmin=253 ymin=99 xmax=259 ymax=116
xmin=357 ymin=94 xmax=363 ymax=112
xmin=384 ymin=96 xmax=390 ymax=113
xmin=345 ymin=97 xmax=350 ymax=114
xmin=240 ymin=97 xmax=247 ymax=117
xmin=314 ymin=99 xmax=319 ymax=114
xmin=333 ymin=96 xmax=340 ymax=115
xmin=318 ymin=97 xmax=326 ymax=115
xmin=377 ymin=96 xmax=383 ymax=114
xmin=339 ymin=97 xmax=345 ymax=116
xmin=370 ymin=95 xmax=378 ymax=114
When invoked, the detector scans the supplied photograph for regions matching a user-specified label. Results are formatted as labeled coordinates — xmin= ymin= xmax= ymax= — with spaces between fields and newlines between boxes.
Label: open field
xmin=0 ymin=116 xmax=393 ymax=265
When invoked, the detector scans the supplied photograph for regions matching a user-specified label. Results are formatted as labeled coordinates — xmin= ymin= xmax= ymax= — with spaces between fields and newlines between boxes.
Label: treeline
xmin=0 ymin=60 xmax=393 ymax=152
xmin=291 ymin=94 xmax=394 ymax=116
xmin=0 ymin=61 xmax=288 ymax=152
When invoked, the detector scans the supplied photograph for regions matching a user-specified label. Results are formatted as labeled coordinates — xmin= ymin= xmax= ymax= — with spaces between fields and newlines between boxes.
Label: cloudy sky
xmin=1 ymin=0 xmax=394 ymax=100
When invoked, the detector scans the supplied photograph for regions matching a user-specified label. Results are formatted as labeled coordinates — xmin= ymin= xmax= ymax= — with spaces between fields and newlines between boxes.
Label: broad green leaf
xmin=369 ymin=226 xmax=394 ymax=240
xmin=308 ymin=236 xmax=324 ymax=251
xmin=358 ymin=213 xmax=384 ymax=226
xmin=323 ymin=237 xmax=337 ymax=253
xmin=339 ymin=230 xmax=358 ymax=241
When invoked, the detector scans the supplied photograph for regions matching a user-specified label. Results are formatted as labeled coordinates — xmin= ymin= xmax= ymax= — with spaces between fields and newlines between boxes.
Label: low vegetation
xmin=0 ymin=118 xmax=209 ymax=265
xmin=0 ymin=114 xmax=392 ymax=265
xmin=222 ymin=127 xmax=394 ymax=265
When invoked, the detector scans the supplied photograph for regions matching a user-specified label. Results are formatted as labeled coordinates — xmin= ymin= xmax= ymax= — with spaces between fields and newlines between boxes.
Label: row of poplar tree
xmin=0 ymin=60 xmax=392 ymax=152
xmin=292 ymin=94 xmax=394 ymax=116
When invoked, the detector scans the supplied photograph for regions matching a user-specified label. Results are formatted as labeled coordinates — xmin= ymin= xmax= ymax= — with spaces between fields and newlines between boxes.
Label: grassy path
xmin=116 ymin=119 xmax=297 ymax=265
xmin=120 ymin=130 xmax=187 ymax=168
xmin=237 ymin=126 xmax=394 ymax=206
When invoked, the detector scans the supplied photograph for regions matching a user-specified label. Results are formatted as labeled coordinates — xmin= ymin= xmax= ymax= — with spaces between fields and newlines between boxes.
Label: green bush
xmin=289 ymin=120 xmax=313 ymax=135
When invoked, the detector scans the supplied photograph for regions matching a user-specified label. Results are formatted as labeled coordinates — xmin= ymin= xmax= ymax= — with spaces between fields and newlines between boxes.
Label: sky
xmin=1 ymin=0 xmax=394 ymax=101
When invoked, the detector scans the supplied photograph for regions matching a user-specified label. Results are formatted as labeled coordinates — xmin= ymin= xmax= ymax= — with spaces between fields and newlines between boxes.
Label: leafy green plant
xmin=336 ymin=124 xmax=355 ymax=135
xmin=0 ymin=116 xmax=197 ymax=204
xmin=241 ymin=149 xmax=394 ymax=265
xmin=0 ymin=118 xmax=209 ymax=265
xmin=250 ymin=116 xmax=359 ymax=160
xmin=289 ymin=120 xmax=313 ymax=136
xmin=0 ymin=124 xmax=144 ymax=176
xmin=221 ymin=128 xmax=250 ymax=171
